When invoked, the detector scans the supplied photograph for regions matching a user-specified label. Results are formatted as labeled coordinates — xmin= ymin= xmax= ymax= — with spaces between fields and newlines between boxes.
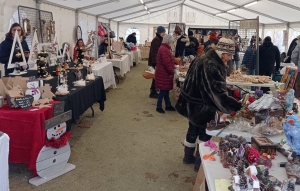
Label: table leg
xmin=113 ymin=66 xmax=119 ymax=84
xmin=90 ymin=106 xmax=94 ymax=117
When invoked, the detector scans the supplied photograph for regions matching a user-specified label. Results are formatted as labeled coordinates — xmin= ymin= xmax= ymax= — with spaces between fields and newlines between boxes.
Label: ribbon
xmin=204 ymin=140 xmax=218 ymax=151
xmin=31 ymin=87 xmax=39 ymax=95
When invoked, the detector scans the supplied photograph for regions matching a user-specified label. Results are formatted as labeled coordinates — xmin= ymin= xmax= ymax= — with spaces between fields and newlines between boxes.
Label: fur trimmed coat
xmin=155 ymin=44 xmax=175 ymax=90
xmin=175 ymin=48 xmax=242 ymax=126
xmin=175 ymin=35 xmax=188 ymax=58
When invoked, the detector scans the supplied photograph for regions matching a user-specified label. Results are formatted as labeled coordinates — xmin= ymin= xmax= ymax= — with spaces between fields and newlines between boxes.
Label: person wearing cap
xmin=291 ymin=36 xmax=300 ymax=97
xmin=148 ymin=26 xmax=166 ymax=98
xmin=286 ymin=35 xmax=300 ymax=63
xmin=126 ymin=32 xmax=137 ymax=45
xmin=175 ymin=38 xmax=242 ymax=172
xmin=155 ymin=34 xmax=176 ymax=113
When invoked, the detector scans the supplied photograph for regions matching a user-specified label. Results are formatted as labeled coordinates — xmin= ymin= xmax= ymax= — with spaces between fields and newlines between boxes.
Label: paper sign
xmin=15 ymin=95 xmax=34 ymax=110
xmin=53 ymin=101 xmax=65 ymax=117
xmin=253 ymin=180 xmax=260 ymax=188
xmin=234 ymin=175 xmax=240 ymax=183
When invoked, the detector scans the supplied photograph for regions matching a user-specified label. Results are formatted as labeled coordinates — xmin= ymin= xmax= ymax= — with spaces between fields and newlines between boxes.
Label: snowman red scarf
xmin=45 ymin=131 xmax=71 ymax=148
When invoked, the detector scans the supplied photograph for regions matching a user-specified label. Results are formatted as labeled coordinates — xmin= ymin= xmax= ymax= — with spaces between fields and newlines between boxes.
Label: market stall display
xmin=92 ymin=62 xmax=116 ymax=89
xmin=108 ymin=54 xmax=130 ymax=77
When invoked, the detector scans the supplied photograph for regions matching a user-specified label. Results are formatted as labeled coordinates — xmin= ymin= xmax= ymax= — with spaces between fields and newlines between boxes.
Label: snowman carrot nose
xmin=55 ymin=126 xmax=66 ymax=134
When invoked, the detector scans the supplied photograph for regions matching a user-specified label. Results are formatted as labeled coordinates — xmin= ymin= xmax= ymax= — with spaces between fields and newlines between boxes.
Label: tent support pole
xmin=117 ymin=22 xmax=119 ymax=39
xmin=180 ymin=4 xmax=183 ymax=23
xmin=285 ymin=22 xmax=290 ymax=52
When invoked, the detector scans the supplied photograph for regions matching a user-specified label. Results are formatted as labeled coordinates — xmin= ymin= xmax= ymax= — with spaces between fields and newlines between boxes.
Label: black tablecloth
xmin=8 ymin=67 xmax=106 ymax=130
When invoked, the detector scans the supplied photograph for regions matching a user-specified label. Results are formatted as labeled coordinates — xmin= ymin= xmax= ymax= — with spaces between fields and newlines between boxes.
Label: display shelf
xmin=226 ymin=80 xmax=283 ymax=88
xmin=206 ymin=128 xmax=285 ymax=143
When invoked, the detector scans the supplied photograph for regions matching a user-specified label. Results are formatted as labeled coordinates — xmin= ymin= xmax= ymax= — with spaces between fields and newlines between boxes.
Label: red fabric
xmin=155 ymin=44 xmax=175 ymax=90
xmin=45 ymin=131 xmax=70 ymax=148
xmin=209 ymin=32 xmax=217 ymax=41
xmin=0 ymin=101 xmax=58 ymax=173
xmin=98 ymin=24 xmax=107 ymax=36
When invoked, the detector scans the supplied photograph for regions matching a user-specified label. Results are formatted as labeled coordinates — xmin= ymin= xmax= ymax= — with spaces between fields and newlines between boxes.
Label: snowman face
xmin=27 ymin=81 xmax=39 ymax=89
xmin=47 ymin=122 xmax=67 ymax=140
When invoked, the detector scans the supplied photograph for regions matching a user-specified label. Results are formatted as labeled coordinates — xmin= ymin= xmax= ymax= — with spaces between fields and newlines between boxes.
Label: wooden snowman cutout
xmin=29 ymin=107 xmax=75 ymax=186
xmin=25 ymin=77 xmax=41 ymax=101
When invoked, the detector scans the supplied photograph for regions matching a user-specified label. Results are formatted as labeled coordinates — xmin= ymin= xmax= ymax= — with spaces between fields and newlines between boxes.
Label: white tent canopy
xmin=1 ymin=0 xmax=300 ymax=52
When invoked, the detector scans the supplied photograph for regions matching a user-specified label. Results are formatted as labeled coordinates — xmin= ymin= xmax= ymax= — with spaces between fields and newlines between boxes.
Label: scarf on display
xmin=45 ymin=131 xmax=71 ymax=148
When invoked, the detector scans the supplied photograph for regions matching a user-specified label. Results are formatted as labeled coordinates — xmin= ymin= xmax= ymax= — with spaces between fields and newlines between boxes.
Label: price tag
xmin=15 ymin=95 xmax=34 ymax=110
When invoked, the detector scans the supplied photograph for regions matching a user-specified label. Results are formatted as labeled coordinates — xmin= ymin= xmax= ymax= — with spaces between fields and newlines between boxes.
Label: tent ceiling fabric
xmin=43 ymin=0 xmax=300 ymax=24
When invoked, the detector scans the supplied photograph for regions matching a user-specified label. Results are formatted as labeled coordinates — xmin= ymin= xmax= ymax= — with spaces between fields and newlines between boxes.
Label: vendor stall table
xmin=0 ymin=133 xmax=9 ymax=191
xmin=108 ymin=55 xmax=130 ymax=77
xmin=226 ymin=81 xmax=282 ymax=88
xmin=0 ymin=102 xmax=56 ymax=173
xmin=5 ymin=68 xmax=106 ymax=130
xmin=194 ymin=142 xmax=300 ymax=191
xmin=125 ymin=51 xmax=134 ymax=67
xmin=133 ymin=49 xmax=141 ymax=64
xmin=206 ymin=128 xmax=285 ymax=143
xmin=92 ymin=62 xmax=116 ymax=89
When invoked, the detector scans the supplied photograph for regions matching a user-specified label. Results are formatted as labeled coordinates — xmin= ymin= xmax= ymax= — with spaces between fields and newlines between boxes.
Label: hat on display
xmin=215 ymin=38 xmax=235 ymax=57
xmin=209 ymin=32 xmax=218 ymax=41
xmin=157 ymin=26 xmax=166 ymax=34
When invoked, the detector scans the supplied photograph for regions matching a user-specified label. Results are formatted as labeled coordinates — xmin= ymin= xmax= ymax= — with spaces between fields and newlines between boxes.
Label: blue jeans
xmin=157 ymin=90 xmax=171 ymax=108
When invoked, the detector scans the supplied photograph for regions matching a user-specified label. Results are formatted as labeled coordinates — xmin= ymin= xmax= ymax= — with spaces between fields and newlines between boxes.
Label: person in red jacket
xmin=148 ymin=26 xmax=166 ymax=98
xmin=73 ymin=39 xmax=85 ymax=61
xmin=155 ymin=34 xmax=176 ymax=114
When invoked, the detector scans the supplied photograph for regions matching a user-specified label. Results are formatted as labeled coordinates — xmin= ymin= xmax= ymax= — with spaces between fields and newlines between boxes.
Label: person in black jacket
xmin=175 ymin=35 xmax=188 ymax=57
xmin=126 ymin=32 xmax=137 ymax=45
xmin=98 ymin=39 xmax=108 ymax=56
xmin=259 ymin=36 xmax=281 ymax=92
xmin=0 ymin=23 xmax=29 ymax=76
xmin=188 ymin=31 xmax=199 ymax=55
xmin=285 ymin=36 xmax=300 ymax=63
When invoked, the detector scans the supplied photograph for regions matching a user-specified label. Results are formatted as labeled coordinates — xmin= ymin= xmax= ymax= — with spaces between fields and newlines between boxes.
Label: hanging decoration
xmin=22 ymin=18 xmax=31 ymax=36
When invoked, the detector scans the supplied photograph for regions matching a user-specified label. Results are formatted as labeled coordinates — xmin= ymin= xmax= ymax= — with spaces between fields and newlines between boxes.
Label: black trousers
xmin=186 ymin=121 xmax=212 ymax=143
xmin=259 ymin=69 xmax=273 ymax=93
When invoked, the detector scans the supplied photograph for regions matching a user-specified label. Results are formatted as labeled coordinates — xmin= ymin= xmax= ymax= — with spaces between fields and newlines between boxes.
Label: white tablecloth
xmin=0 ymin=133 xmax=9 ymax=191
xmin=133 ymin=49 xmax=141 ymax=64
xmin=92 ymin=62 xmax=116 ymax=89
xmin=108 ymin=55 xmax=130 ymax=77
xmin=125 ymin=52 xmax=134 ymax=67
xmin=199 ymin=142 xmax=299 ymax=191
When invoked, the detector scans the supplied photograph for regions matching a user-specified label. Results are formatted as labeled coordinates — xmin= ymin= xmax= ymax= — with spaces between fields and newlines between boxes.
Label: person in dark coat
xmin=259 ymin=36 xmax=281 ymax=92
xmin=175 ymin=35 xmax=188 ymax=58
xmin=148 ymin=26 xmax=166 ymax=98
xmin=126 ymin=32 xmax=137 ymax=45
xmin=285 ymin=36 xmax=300 ymax=63
xmin=203 ymin=32 xmax=219 ymax=49
xmin=0 ymin=23 xmax=30 ymax=76
xmin=242 ymin=45 xmax=257 ymax=75
xmin=188 ymin=31 xmax=199 ymax=55
xmin=175 ymin=38 xmax=242 ymax=172
xmin=155 ymin=35 xmax=176 ymax=113
xmin=98 ymin=39 xmax=108 ymax=56
xmin=259 ymin=36 xmax=281 ymax=76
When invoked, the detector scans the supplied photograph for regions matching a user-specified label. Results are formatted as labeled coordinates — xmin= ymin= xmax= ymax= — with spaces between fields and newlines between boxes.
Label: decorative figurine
xmin=285 ymin=89 xmax=295 ymax=112
xmin=37 ymin=51 xmax=49 ymax=78
xmin=25 ymin=76 xmax=41 ymax=101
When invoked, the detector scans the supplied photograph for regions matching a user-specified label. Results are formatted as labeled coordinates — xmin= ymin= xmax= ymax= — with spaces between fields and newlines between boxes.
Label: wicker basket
xmin=142 ymin=71 xmax=155 ymax=79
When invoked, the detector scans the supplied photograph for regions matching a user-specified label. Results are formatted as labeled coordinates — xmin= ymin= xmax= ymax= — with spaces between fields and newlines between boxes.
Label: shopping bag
xmin=193 ymin=164 xmax=206 ymax=191
xmin=98 ymin=24 xmax=107 ymax=36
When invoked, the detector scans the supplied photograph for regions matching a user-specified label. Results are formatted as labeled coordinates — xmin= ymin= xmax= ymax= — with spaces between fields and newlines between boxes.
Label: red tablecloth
xmin=0 ymin=102 xmax=56 ymax=173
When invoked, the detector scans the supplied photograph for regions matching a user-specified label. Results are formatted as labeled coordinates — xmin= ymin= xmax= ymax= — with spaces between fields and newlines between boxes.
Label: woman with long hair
xmin=0 ymin=23 xmax=30 ymax=75
xmin=73 ymin=38 xmax=85 ymax=61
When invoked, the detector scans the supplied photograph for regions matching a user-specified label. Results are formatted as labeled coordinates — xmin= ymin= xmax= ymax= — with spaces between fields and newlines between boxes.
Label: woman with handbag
xmin=155 ymin=34 xmax=176 ymax=114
